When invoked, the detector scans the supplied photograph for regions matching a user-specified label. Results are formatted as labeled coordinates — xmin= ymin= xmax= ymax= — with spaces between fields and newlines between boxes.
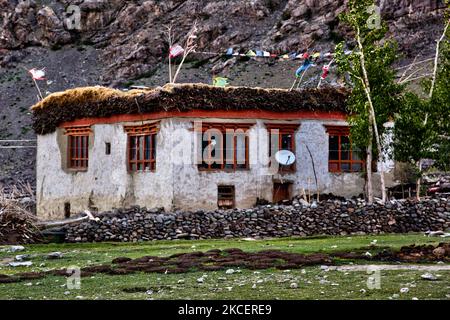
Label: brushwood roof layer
xmin=31 ymin=83 xmax=350 ymax=134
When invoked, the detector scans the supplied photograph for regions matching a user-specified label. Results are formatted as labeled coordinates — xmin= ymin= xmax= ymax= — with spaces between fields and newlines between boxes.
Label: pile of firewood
xmin=0 ymin=184 xmax=42 ymax=244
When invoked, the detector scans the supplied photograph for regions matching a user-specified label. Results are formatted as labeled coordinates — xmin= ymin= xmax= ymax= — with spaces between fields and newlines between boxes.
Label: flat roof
xmin=31 ymin=83 xmax=349 ymax=134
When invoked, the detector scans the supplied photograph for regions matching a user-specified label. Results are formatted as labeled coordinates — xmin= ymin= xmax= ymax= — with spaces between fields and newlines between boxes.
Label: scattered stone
xmin=400 ymin=287 xmax=409 ymax=293
xmin=8 ymin=261 xmax=32 ymax=267
xmin=15 ymin=254 xmax=30 ymax=261
xmin=47 ymin=252 xmax=63 ymax=259
xmin=9 ymin=246 xmax=25 ymax=253
xmin=197 ymin=277 xmax=205 ymax=283
xmin=421 ymin=273 xmax=438 ymax=281
xmin=290 ymin=282 xmax=298 ymax=289
xmin=225 ymin=269 xmax=235 ymax=275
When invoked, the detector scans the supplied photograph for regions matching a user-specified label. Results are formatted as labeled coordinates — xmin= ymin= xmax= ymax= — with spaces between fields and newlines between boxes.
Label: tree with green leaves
xmin=428 ymin=15 xmax=450 ymax=172
xmin=393 ymin=12 xmax=449 ymax=198
xmin=335 ymin=0 xmax=404 ymax=203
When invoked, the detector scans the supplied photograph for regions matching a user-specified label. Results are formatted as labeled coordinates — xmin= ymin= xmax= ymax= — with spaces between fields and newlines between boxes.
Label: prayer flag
xmin=213 ymin=76 xmax=229 ymax=87
xmin=28 ymin=68 xmax=46 ymax=80
xmin=295 ymin=59 xmax=312 ymax=77
xmin=321 ymin=65 xmax=330 ymax=80
xmin=169 ymin=45 xmax=184 ymax=58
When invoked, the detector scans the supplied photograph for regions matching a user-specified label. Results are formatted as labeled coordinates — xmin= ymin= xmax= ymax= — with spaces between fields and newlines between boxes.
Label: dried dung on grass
xmin=2 ymin=243 xmax=448 ymax=284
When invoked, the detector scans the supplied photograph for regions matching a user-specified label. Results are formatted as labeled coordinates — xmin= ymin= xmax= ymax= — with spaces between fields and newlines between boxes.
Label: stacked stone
xmin=66 ymin=196 xmax=450 ymax=243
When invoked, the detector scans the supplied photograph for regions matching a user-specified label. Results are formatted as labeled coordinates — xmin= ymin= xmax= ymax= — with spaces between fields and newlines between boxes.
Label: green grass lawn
xmin=0 ymin=233 xmax=449 ymax=300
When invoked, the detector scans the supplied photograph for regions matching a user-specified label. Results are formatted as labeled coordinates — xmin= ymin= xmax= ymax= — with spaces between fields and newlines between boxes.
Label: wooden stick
xmin=289 ymin=78 xmax=298 ymax=91
xmin=32 ymin=78 xmax=43 ymax=100
xmin=36 ymin=215 xmax=89 ymax=229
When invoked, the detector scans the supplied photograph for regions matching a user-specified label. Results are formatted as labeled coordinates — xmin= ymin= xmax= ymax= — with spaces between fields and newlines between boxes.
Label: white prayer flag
xmin=28 ymin=68 xmax=46 ymax=81
xmin=169 ymin=45 xmax=184 ymax=58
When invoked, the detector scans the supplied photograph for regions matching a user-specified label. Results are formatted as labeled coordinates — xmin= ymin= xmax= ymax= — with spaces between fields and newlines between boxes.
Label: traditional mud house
xmin=31 ymin=84 xmax=394 ymax=220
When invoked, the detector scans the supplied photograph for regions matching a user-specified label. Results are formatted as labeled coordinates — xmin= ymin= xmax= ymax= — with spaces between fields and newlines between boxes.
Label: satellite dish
xmin=275 ymin=150 xmax=296 ymax=166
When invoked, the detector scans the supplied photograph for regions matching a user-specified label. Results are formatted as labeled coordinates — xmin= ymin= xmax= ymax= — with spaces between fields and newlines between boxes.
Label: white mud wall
xmin=36 ymin=118 xmax=394 ymax=219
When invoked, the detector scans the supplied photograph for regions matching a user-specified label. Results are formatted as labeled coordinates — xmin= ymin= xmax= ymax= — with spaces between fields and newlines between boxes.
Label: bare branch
xmin=429 ymin=20 xmax=449 ymax=99
xmin=172 ymin=21 xmax=198 ymax=83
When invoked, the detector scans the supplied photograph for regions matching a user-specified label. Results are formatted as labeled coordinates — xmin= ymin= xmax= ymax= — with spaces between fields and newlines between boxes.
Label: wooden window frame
xmin=218 ymin=185 xmax=235 ymax=209
xmin=266 ymin=123 xmax=300 ymax=173
xmin=125 ymin=123 xmax=159 ymax=172
xmin=65 ymin=126 xmax=91 ymax=171
xmin=325 ymin=125 xmax=364 ymax=173
xmin=196 ymin=123 xmax=253 ymax=172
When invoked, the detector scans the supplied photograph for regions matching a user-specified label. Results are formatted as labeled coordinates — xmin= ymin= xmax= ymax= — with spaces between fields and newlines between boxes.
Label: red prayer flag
xmin=321 ymin=65 xmax=330 ymax=80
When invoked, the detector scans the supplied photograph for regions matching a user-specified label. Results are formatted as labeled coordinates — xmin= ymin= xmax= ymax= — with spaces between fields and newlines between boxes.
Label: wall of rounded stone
xmin=65 ymin=196 xmax=450 ymax=242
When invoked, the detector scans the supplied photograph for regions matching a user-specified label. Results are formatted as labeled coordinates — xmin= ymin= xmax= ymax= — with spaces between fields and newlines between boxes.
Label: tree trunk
xmin=366 ymin=119 xmax=374 ymax=204
xmin=356 ymin=26 xmax=387 ymax=203
xmin=416 ymin=160 xmax=422 ymax=201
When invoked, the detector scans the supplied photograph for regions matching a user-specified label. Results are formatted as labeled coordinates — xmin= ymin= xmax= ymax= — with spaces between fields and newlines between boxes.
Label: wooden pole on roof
xmin=172 ymin=22 xmax=198 ymax=84
xmin=165 ymin=24 xmax=174 ymax=83
xmin=32 ymin=78 xmax=44 ymax=100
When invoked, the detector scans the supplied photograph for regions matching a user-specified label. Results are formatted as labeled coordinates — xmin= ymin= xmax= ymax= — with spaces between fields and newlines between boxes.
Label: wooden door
xmin=273 ymin=183 xmax=291 ymax=203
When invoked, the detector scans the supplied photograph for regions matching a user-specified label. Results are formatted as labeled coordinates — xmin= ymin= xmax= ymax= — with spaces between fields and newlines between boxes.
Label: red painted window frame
xmin=65 ymin=126 xmax=91 ymax=171
xmin=266 ymin=123 xmax=300 ymax=173
xmin=325 ymin=125 xmax=364 ymax=173
xmin=125 ymin=123 xmax=159 ymax=172
xmin=197 ymin=123 xmax=253 ymax=171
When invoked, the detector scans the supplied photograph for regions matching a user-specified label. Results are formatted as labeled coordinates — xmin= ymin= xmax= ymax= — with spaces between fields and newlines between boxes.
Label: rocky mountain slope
xmin=0 ymin=0 xmax=447 ymax=185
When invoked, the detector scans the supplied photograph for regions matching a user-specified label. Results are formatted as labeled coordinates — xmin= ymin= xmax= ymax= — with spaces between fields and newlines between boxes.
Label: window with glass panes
xmin=125 ymin=123 xmax=158 ymax=172
xmin=197 ymin=123 xmax=252 ymax=171
xmin=266 ymin=124 xmax=299 ymax=172
xmin=65 ymin=126 xmax=91 ymax=170
xmin=325 ymin=126 xmax=364 ymax=173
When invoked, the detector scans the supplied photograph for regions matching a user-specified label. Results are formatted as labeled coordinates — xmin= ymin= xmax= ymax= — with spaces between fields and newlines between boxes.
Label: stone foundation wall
xmin=65 ymin=196 xmax=450 ymax=242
